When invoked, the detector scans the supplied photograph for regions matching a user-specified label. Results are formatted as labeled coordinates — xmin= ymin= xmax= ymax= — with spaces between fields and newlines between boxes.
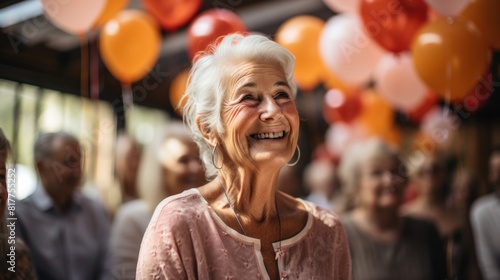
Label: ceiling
xmin=0 ymin=0 xmax=335 ymax=116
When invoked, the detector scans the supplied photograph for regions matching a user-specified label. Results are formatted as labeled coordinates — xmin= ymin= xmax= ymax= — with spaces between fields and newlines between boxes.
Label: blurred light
xmin=0 ymin=0 xmax=43 ymax=28
xmin=325 ymin=89 xmax=345 ymax=108
xmin=14 ymin=164 xmax=37 ymax=200
xmin=418 ymin=34 xmax=442 ymax=45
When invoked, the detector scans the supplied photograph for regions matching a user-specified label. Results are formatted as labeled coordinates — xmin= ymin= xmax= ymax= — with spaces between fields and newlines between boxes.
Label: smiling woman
xmin=136 ymin=34 xmax=351 ymax=280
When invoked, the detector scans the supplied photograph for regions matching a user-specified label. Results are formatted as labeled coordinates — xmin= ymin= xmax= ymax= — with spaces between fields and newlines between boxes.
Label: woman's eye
xmin=275 ymin=91 xmax=290 ymax=99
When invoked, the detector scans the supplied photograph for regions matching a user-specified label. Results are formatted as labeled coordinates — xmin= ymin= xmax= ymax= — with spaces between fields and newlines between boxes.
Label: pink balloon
xmin=323 ymin=0 xmax=360 ymax=13
xmin=424 ymin=0 xmax=470 ymax=16
xmin=320 ymin=14 xmax=385 ymax=87
xmin=325 ymin=122 xmax=367 ymax=158
xmin=374 ymin=53 xmax=428 ymax=112
xmin=42 ymin=0 xmax=106 ymax=35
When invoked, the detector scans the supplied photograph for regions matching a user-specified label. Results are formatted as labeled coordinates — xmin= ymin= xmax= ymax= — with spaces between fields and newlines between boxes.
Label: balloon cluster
xmin=274 ymin=0 xmax=496 ymax=158
xmin=41 ymin=0 xmax=247 ymax=105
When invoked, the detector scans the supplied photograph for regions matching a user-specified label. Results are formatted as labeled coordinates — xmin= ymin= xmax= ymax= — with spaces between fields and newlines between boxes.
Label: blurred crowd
xmin=1 ymin=125 xmax=499 ymax=280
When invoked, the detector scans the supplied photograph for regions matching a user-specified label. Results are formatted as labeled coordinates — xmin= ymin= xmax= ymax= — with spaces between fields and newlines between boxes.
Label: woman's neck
xmin=355 ymin=206 xmax=401 ymax=231
xmin=218 ymin=167 xmax=280 ymax=223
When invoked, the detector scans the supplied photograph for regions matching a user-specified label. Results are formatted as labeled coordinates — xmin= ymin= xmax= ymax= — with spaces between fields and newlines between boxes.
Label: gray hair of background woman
xmin=182 ymin=33 xmax=297 ymax=179
xmin=137 ymin=121 xmax=195 ymax=211
xmin=337 ymin=138 xmax=406 ymax=212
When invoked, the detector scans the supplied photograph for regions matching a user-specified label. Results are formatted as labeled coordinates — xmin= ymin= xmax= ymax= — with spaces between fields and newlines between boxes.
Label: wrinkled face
xmin=490 ymin=153 xmax=500 ymax=190
xmin=161 ymin=138 xmax=205 ymax=196
xmin=358 ymin=158 xmax=406 ymax=210
xmin=0 ymin=153 xmax=7 ymax=217
xmin=414 ymin=155 xmax=445 ymax=196
xmin=38 ymin=137 xmax=82 ymax=200
xmin=219 ymin=61 xmax=299 ymax=170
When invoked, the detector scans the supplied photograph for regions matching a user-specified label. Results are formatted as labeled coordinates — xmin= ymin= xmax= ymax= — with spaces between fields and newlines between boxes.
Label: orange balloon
xmin=460 ymin=0 xmax=500 ymax=49
xmin=411 ymin=17 xmax=490 ymax=102
xmin=276 ymin=16 xmax=324 ymax=91
xmin=169 ymin=69 xmax=189 ymax=114
xmin=100 ymin=10 xmax=161 ymax=84
xmin=94 ymin=0 xmax=129 ymax=27
xmin=358 ymin=89 xmax=394 ymax=135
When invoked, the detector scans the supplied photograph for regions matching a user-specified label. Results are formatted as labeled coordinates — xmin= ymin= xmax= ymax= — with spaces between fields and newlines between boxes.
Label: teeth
xmin=253 ymin=131 xmax=285 ymax=139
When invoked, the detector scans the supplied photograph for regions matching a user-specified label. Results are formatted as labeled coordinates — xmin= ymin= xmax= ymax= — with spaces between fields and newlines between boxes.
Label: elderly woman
xmin=110 ymin=122 xmax=205 ymax=279
xmin=136 ymin=34 xmax=351 ymax=279
xmin=0 ymin=129 xmax=36 ymax=279
xmin=338 ymin=138 xmax=446 ymax=280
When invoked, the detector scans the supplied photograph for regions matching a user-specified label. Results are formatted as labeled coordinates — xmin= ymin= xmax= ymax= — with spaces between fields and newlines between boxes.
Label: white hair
xmin=182 ymin=33 xmax=297 ymax=179
xmin=337 ymin=138 xmax=404 ymax=212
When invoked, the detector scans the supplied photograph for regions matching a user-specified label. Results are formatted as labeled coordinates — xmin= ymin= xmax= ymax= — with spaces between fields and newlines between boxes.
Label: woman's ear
xmin=196 ymin=115 xmax=218 ymax=146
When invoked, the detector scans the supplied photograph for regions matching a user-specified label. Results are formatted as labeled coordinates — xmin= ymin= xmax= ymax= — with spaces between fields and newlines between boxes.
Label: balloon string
xmin=80 ymin=34 xmax=88 ymax=99
xmin=443 ymin=60 xmax=451 ymax=117
xmin=122 ymin=84 xmax=133 ymax=111
xmin=91 ymin=39 xmax=99 ymax=101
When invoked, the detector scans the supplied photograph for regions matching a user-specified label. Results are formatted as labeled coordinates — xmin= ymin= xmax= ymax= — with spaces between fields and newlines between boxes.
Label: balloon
xmin=421 ymin=107 xmax=458 ymax=148
xmin=325 ymin=122 xmax=367 ymax=158
xmin=320 ymin=14 xmax=385 ymax=88
xmin=424 ymin=0 xmax=470 ymax=16
xmin=94 ymin=0 xmax=129 ymax=27
xmin=323 ymin=89 xmax=363 ymax=124
xmin=187 ymin=9 xmax=247 ymax=60
xmin=460 ymin=0 xmax=500 ymax=49
xmin=169 ymin=69 xmax=190 ymax=114
xmin=276 ymin=16 xmax=324 ymax=92
xmin=321 ymin=65 xmax=357 ymax=93
xmin=407 ymin=91 xmax=439 ymax=123
xmin=374 ymin=53 xmax=427 ymax=112
xmin=41 ymin=0 xmax=106 ymax=35
xmin=142 ymin=0 xmax=202 ymax=31
xmin=358 ymin=89 xmax=394 ymax=135
xmin=323 ymin=0 xmax=360 ymax=13
xmin=360 ymin=0 xmax=428 ymax=53
xmin=100 ymin=10 xmax=161 ymax=84
xmin=411 ymin=17 xmax=490 ymax=102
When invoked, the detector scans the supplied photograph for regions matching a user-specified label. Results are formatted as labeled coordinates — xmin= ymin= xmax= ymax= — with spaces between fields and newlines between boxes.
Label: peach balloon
xmin=276 ymin=16 xmax=324 ymax=91
xmin=412 ymin=17 xmax=490 ymax=102
xmin=169 ymin=70 xmax=190 ymax=114
xmin=42 ymin=0 xmax=106 ymax=34
xmin=100 ymin=10 xmax=161 ymax=84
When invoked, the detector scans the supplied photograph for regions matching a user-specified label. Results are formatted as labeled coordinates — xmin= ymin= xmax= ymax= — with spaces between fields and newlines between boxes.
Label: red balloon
xmin=360 ymin=0 xmax=428 ymax=53
xmin=323 ymin=89 xmax=363 ymax=124
xmin=407 ymin=91 xmax=439 ymax=123
xmin=187 ymin=9 xmax=247 ymax=60
xmin=142 ymin=0 xmax=201 ymax=31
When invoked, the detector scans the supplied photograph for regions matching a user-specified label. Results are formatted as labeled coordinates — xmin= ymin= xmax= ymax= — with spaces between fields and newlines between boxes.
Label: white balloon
xmin=319 ymin=14 xmax=385 ymax=88
xmin=323 ymin=0 xmax=360 ymax=13
xmin=424 ymin=0 xmax=470 ymax=16
xmin=374 ymin=53 xmax=428 ymax=112
xmin=421 ymin=107 xmax=458 ymax=148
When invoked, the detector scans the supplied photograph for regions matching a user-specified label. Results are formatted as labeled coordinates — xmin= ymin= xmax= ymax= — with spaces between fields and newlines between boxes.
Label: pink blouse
xmin=136 ymin=189 xmax=351 ymax=280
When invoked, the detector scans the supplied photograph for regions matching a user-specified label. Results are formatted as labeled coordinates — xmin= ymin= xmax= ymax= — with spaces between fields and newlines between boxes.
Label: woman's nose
xmin=260 ymin=97 xmax=283 ymax=121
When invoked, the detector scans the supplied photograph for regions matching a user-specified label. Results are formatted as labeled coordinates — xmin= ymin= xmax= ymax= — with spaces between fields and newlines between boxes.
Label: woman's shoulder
xmin=301 ymin=199 xmax=344 ymax=230
xmin=149 ymin=188 xmax=206 ymax=227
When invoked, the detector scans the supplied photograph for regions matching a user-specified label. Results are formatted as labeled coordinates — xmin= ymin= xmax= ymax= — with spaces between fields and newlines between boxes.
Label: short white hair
xmin=337 ymin=138 xmax=404 ymax=212
xmin=182 ymin=33 xmax=297 ymax=179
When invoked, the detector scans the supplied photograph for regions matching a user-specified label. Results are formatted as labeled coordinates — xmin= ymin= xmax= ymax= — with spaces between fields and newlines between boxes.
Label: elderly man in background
xmin=471 ymin=146 xmax=500 ymax=280
xmin=16 ymin=132 xmax=111 ymax=280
